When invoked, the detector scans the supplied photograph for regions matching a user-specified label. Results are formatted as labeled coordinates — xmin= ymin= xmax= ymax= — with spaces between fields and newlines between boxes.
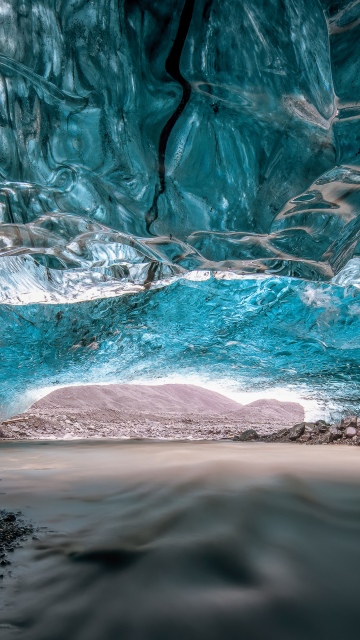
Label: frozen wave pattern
xmin=0 ymin=0 xmax=359 ymax=298
xmin=0 ymin=1 xmax=360 ymax=413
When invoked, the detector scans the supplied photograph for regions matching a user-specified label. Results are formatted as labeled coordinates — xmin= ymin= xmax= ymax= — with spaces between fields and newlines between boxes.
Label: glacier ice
xmin=1 ymin=274 xmax=360 ymax=419
xmin=0 ymin=0 xmax=360 ymax=416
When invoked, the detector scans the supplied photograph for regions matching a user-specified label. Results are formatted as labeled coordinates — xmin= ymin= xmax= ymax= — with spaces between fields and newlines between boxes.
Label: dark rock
xmin=341 ymin=416 xmax=358 ymax=430
xmin=312 ymin=423 xmax=329 ymax=435
xmin=4 ymin=514 xmax=16 ymax=523
xmin=299 ymin=433 xmax=311 ymax=442
xmin=329 ymin=427 xmax=342 ymax=442
xmin=315 ymin=420 xmax=328 ymax=428
xmin=304 ymin=422 xmax=315 ymax=432
xmin=288 ymin=423 xmax=305 ymax=441
xmin=234 ymin=429 xmax=259 ymax=442
xmin=0 ymin=510 xmax=34 ymax=570
xmin=275 ymin=428 xmax=290 ymax=439
xmin=332 ymin=422 xmax=342 ymax=431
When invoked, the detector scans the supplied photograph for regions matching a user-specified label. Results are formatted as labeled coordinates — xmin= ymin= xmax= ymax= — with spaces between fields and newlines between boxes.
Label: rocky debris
xmin=299 ymin=433 xmax=311 ymax=443
xmin=0 ymin=410 xmax=303 ymax=441
xmin=231 ymin=416 xmax=360 ymax=445
xmin=276 ymin=428 xmax=290 ymax=438
xmin=289 ymin=423 xmax=305 ymax=441
xmin=0 ymin=510 xmax=34 ymax=572
xmin=0 ymin=408 xmax=360 ymax=446
xmin=234 ymin=429 xmax=259 ymax=442
xmin=329 ymin=427 xmax=342 ymax=442
xmin=317 ymin=433 xmax=331 ymax=445
xmin=345 ymin=426 xmax=357 ymax=438
xmin=341 ymin=416 xmax=358 ymax=430
xmin=313 ymin=422 xmax=328 ymax=434
xmin=314 ymin=420 xmax=328 ymax=430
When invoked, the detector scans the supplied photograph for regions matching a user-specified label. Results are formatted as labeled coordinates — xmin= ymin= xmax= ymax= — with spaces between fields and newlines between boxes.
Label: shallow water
xmin=1 ymin=440 xmax=360 ymax=639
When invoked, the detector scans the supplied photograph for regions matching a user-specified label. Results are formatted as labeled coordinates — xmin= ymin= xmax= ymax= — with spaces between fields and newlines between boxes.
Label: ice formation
xmin=0 ymin=0 xmax=359 ymax=416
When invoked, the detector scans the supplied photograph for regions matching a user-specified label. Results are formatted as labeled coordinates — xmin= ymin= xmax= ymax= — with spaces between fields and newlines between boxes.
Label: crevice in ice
xmin=147 ymin=0 xmax=196 ymax=233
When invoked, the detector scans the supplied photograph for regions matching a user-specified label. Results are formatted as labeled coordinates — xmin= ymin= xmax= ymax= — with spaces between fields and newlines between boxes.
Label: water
xmin=1 ymin=440 xmax=360 ymax=639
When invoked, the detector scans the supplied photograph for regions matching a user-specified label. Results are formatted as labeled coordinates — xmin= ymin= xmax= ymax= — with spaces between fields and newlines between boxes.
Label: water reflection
xmin=1 ymin=441 xmax=360 ymax=639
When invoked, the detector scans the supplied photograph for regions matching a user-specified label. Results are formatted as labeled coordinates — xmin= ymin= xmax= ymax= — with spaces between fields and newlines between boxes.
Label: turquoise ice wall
xmin=0 ymin=1 xmax=359 ymax=416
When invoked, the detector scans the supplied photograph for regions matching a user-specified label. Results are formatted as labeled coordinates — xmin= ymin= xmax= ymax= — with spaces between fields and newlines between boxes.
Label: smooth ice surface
xmin=0 ymin=1 xmax=360 ymax=414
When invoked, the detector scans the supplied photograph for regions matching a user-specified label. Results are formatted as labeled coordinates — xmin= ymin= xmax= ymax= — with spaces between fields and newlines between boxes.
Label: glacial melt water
xmin=0 ymin=1 xmax=360 ymax=415
xmin=3 ymin=441 xmax=360 ymax=640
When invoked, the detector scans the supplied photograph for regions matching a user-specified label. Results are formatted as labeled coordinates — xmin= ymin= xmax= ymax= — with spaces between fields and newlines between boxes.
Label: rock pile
xmin=0 ymin=510 xmax=34 ymax=578
xmin=234 ymin=416 xmax=360 ymax=445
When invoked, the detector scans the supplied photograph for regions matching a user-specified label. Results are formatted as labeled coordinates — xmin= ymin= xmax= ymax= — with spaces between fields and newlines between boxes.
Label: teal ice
xmin=0 ymin=0 xmax=359 ymax=417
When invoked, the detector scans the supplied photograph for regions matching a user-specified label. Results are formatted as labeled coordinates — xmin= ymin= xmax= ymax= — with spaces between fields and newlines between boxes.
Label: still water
xmin=1 ymin=440 xmax=360 ymax=639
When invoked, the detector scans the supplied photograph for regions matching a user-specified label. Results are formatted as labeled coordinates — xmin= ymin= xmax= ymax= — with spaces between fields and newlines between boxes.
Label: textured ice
xmin=1 ymin=274 xmax=360 ymax=419
xmin=0 ymin=1 xmax=360 ymax=416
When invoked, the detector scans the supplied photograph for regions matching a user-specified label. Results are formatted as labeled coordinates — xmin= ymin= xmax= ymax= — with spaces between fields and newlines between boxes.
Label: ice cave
xmin=0 ymin=0 xmax=360 ymax=418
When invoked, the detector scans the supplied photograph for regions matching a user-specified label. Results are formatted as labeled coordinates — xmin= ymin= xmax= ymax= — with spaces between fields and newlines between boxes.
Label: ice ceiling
xmin=0 ymin=0 xmax=360 ymax=417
